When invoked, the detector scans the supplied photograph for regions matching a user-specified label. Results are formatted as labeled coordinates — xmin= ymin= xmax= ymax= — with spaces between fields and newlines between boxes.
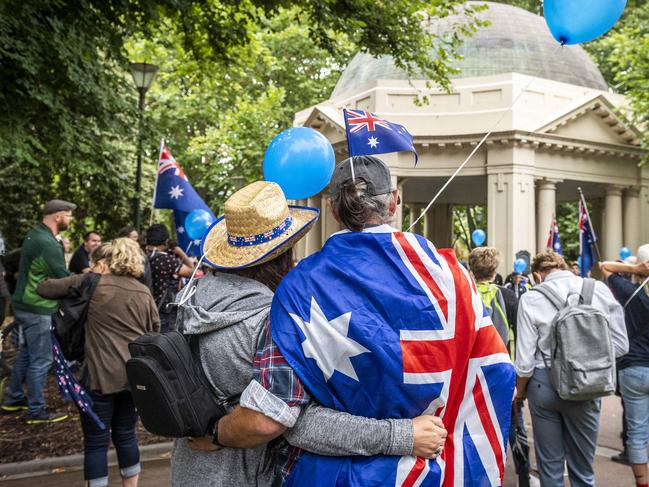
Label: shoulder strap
xmin=531 ymin=283 xmax=564 ymax=310
xmin=580 ymin=278 xmax=596 ymax=305
xmin=624 ymin=276 xmax=649 ymax=308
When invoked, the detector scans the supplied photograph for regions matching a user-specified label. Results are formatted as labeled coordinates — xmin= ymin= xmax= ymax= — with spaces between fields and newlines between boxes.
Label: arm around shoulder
xmin=284 ymin=401 xmax=413 ymax=457
xmin=36 ymin=274 xmax=84 ymax=299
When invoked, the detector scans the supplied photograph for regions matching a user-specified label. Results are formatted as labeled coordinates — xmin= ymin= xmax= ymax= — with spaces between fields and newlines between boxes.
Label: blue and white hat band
xmin=227 ymin=216 xmax=293 ymax=247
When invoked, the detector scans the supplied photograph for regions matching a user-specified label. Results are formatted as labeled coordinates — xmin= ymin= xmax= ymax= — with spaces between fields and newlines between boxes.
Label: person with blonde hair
xmin=601 ymin=245 xmax=649 ymax=487
xmin=516 ymin=250 xmax=628 ymax=487
xmin=37 ymin=237 xmax=160 ymax=487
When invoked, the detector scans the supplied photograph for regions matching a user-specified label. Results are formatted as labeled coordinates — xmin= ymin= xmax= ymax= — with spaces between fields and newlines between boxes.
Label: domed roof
xmin=332 ymin=2 xmax=608 ymax=97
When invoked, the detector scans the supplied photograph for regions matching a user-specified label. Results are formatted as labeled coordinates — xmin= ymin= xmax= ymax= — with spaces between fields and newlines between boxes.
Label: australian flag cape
xmin=271 ymin=225 xmax=515 ymax=487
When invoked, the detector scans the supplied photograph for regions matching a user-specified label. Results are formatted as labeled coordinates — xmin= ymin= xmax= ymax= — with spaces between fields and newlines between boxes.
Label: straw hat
xmin=200 ymin=181 xmax=319 ymax=269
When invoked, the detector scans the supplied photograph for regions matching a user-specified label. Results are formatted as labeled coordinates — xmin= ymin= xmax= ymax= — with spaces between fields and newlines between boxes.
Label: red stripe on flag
xmin=401 ymin=457 xmax=427 ymax=487
xmin=394 ymin=233 xmax=448 ymax=321
xmin=472 ymin=377 xmax=505 ymax=482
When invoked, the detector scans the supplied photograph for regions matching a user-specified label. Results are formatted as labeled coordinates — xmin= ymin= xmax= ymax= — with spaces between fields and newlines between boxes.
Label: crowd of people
xmin=0 ymin=155 xmax=648 ymax=487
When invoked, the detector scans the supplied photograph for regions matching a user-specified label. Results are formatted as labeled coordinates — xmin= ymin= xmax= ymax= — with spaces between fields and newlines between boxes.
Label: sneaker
xmin=25 ymin=411 xmax=69 ymax=424
xmin=1 ymin=399 xmax=28 ymax=413
xmin=611 ymin=451 xmax=631 ymax=466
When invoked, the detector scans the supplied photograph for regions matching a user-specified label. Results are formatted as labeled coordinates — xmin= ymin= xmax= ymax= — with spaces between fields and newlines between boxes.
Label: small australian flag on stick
xmin=343 ymin=109 xmax=418 ymax=164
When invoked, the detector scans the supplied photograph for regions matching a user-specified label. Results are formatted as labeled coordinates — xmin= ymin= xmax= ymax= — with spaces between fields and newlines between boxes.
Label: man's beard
xmin=57 ymin=221 xmax=70 ymax=232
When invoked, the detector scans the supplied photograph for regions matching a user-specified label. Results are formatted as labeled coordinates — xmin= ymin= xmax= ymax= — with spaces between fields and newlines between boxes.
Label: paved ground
xmin=0 ymin=395 xmax=640 ymax=486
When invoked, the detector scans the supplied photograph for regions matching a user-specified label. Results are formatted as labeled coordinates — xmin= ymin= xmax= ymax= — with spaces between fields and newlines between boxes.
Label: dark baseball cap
xmin=43 ymin=199 xmax=76 ymax=215
xmin=328 ymin=156 xmax=394 ymax=196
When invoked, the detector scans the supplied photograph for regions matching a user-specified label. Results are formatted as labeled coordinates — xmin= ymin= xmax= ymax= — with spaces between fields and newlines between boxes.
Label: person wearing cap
xmin=1 ymin=199 xmax=75 ymax=423
xmin=258 ymin=156 xmax=515 ymax=486
xmin=170 ymin=181 xmax=447 ymax=487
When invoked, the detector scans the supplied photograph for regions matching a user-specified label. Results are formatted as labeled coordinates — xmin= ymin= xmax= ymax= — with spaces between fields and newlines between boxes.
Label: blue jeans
xmin=4 ymin=310 xmax=53 ymax=416
xmin=527 ymin=368 xmax=600 ymax=487
xmin=619 ymin=366 xmax=649 ymax=464
xmin=81 ymin=390 xmax=140 ymax=487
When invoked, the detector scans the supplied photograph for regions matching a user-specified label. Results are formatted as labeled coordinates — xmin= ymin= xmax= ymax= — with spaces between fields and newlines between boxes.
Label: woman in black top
xmin=601 ymin=250 xmax=649 ymax=487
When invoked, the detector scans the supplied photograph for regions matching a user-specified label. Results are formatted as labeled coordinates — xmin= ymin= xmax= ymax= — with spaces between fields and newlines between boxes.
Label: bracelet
xmin=211 ymin=419 xmax=224 ymax=447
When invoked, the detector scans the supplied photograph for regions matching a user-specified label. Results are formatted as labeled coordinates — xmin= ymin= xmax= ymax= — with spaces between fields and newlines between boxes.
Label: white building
xmin=293 ymin=1 xmax=646 ymax=274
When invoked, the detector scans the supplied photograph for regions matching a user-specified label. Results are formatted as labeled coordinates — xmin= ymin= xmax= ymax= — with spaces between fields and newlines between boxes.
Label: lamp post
xmin=129 ymin=62 xmax=159 ymax=231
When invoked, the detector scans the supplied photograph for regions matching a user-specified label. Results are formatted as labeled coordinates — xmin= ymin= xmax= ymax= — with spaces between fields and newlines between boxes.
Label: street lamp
xmin=129 ymin=61 xmax=159 ymax=231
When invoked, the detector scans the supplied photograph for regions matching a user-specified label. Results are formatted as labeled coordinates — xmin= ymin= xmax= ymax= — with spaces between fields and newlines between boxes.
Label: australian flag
xmin=579 ymin=199 xmax=597 ymax=278
xmin=343 ymin=109 xmax=418 ymax=163
xmin=153 ymin=145 xmax=214 ymax=256
xmin=546 ymin=217 xmax=563 ymax=255
xmin=271 ymin=226 xmax=515 ymax=487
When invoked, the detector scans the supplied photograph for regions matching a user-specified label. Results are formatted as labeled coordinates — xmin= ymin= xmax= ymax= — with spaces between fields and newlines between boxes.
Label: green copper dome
xmin=332 ymin=2 xmax=608 ymax=97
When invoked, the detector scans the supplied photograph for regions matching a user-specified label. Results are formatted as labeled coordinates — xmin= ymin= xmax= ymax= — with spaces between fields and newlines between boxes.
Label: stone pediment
xmin=536 ymin=95 xmax=641 ymax=146
xmin=299 ymin=105 xmax=346 ymax=144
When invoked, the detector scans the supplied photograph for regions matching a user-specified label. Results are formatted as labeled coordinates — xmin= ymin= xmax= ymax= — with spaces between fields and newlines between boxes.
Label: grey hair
xmin=329 ymin=180 xmax=393 ymax=231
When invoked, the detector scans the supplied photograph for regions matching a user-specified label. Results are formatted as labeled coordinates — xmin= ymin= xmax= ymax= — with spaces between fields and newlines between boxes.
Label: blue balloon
xmin=263 ymin=127 xmax=335 ymax=200
xmin=544 ymin=0 xmax=626 ymax=45
xmin=471 ymin=229 xmax=486 ymax=247
xmin=185 ymin=209 xmax=214 ymax=240
xmin=620 ymin=246 xmax=632 ymax=260
xmin=514 ymin=258 xmax=527 ymax=275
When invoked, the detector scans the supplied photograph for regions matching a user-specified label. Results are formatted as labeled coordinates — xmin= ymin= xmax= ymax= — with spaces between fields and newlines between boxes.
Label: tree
xmin=0 ymin=0 xmax=484 ymax=248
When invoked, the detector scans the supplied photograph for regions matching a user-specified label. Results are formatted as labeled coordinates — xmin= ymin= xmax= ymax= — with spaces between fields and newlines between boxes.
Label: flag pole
xmin=149 ymin=138 xmax=164 ymax=227
xmin=342 ymin=109 xmax=356 ymax=182
xmin=578 ymin=187 xmax=602 ymax=262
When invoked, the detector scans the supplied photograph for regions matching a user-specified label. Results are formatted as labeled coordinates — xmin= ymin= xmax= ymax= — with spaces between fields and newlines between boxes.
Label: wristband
xmin=211 ymin=419 xmax=224 ymax=447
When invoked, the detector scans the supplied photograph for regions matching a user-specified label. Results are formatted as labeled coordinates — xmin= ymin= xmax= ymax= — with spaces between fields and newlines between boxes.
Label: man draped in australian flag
xmin=153 ymin=143 xmax=214 ymax=256
xmin=271 ymin=155 xmax=515 ymax=486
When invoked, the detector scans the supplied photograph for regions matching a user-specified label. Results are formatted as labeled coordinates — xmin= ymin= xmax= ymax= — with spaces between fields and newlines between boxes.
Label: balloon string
xmin=407 ymin=44 xmax=563 ymax=232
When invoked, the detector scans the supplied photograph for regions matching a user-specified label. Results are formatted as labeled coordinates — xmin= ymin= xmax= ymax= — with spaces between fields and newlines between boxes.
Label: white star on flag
xmin=290 ymin=297 xmax=370 ymax=381
xmin=193 ymin=239 xmax=201 ymax=246
xmin=367 ymin=136 xmax=379 ymax=148
xmin=169 ymin=185 xmax=184 ymax=199
xmin=178 ymin=226 xmax=185 ymax=234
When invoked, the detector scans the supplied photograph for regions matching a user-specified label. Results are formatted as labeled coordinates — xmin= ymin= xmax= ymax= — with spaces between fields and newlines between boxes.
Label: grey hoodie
xmin=170 ymin=272 xmax=413 ymax=487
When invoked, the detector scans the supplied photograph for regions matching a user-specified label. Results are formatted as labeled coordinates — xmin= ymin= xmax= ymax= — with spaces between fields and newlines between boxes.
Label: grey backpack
xmin=533 ymin=278 xmax=616 ymax=401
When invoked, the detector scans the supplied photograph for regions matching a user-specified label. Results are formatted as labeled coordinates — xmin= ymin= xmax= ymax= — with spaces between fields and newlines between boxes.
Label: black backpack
xmin=126 ymin=331 xmax=237 ymax=438
xmin=52 ymin=272 xmax=101 ymax=362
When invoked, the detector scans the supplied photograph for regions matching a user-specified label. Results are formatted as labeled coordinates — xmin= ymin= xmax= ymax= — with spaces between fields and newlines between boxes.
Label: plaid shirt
xmin=249 ymin=319 xmax=308 ymax=483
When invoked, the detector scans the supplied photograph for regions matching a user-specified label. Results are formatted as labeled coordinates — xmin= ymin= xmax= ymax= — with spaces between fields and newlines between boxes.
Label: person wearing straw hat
xmin=170 ymin=181 xmax=447 ymax=487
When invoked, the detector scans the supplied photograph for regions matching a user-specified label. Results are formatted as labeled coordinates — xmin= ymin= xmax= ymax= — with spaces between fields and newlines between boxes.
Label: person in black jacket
xmin=69 ymin=231 xmax=102 ymax=274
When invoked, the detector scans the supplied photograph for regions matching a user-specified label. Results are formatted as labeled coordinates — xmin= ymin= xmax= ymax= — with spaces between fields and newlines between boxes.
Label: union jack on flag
xmin=153 ymin=143 xmax=214 ymax=256
xmin=343 ymin=109 xmax=418 ymax=163
xmin=272 ymin=225 xmax=515 ymax=487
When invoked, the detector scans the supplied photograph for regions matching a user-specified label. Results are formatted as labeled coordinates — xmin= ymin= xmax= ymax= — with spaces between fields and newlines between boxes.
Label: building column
xmin=640 ymin=184 xmax=649 ymax=246
xmin=424 ymin=204 xmax=453 ymax=247
xmin=624 ymin=187 xmax=641 ymax=254
xmin=536 ymin=179 xmax=558 ymax=253
xmin=408 ymin=204 xmax=424 ymax=235
xmin=304 ymin=195 xmax=322 ymax=257
xmin=604 ymin=186 xmax=623 ymax=260
xmin=392 ymin=176 xmax=405 ymax=231
xmin=487 ymin=171 xmax=536 ymax=277
xmin=320 ymin=194 xmax=339 ymax=244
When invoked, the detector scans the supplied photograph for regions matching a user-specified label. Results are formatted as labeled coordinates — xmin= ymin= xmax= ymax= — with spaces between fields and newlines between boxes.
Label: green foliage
xmin=1 ymin=0 xmax=482 ymax=248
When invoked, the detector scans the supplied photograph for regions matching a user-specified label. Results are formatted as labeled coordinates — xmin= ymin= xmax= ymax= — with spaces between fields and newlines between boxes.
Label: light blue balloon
xmin=544 ymin=0 xmax=626 ymax=45
xmin=514 ymin=258 xmax=527 ymax=275
xmin=620 ymin=246 xmax=632 ymax=260
xmin=185 ymin=209 xmax=214 ymax=240
xmin=263 ymin=127 xmax=335 ymax=200
xmin=471 ymin=229 xmax=486 ymax=247
xmin=577 ymin=255 xmax=582 ymax=268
